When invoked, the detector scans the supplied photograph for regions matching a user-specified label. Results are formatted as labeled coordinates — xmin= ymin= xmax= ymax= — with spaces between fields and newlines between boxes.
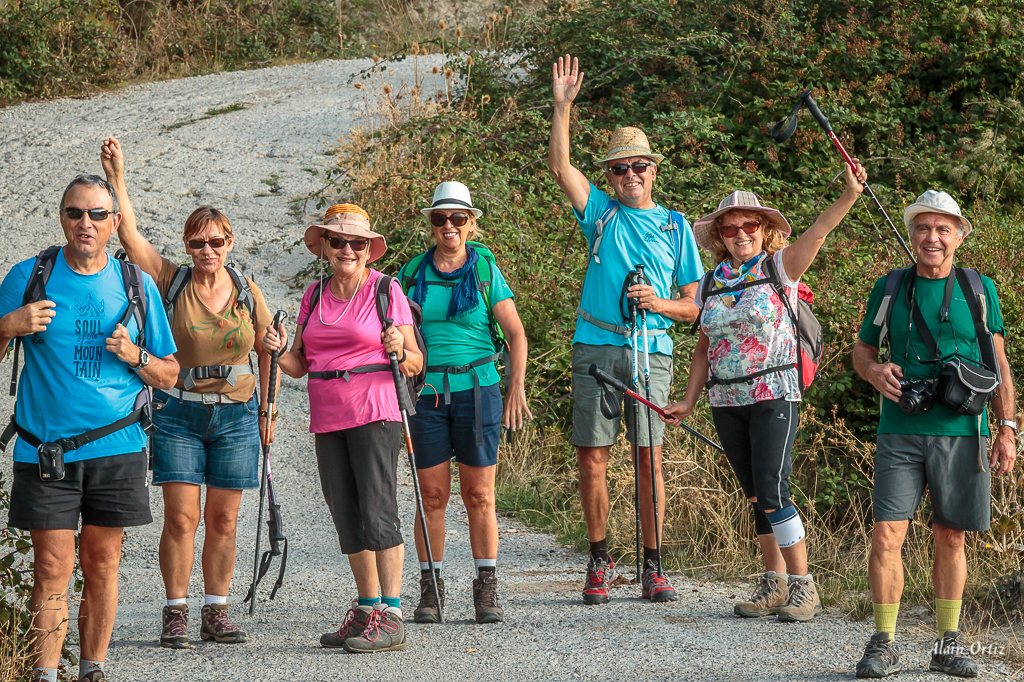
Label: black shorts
xmin=711 ymin=399 xmax=799 ymax=512
xmin=8 ymin=451 xmax=152 ymax=530
xmin=314 ymin=421 xmax=404 ymax=554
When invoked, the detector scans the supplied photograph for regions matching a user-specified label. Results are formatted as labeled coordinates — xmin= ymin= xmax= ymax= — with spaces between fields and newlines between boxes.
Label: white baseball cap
xmin=903 ymin=190 xmax=973 ymax=237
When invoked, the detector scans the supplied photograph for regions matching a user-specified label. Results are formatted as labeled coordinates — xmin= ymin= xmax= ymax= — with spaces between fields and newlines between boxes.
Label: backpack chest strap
xmin=180 ymin=364 xmax=254 ymax=390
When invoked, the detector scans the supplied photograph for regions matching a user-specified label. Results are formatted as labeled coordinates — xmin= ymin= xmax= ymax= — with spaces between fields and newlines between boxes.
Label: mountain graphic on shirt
xmin=75 ymin=294 xmax=105 ymax=319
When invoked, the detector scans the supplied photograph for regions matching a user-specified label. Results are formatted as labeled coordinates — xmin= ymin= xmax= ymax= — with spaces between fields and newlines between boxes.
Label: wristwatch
xmin=998 ymin=419 xmax=1018 ymax=434
xmin=132 ymin=348 xmax=150 ymax=371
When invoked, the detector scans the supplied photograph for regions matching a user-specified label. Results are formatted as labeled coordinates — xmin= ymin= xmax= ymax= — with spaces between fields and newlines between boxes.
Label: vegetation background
xmin=2 ymin=0 xmax=1023 ymax=677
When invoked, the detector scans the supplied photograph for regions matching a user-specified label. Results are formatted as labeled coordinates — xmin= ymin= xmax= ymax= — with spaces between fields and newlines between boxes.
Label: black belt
xmin=308 ymin=364 xmax=391 ymax=381
xmin=705 ymin=363 xmax=796 ymax=390
xmin=0 ymin=407 xmax=150 ymax=454
xmin=427 ymin=353 xmax=500 ymax=447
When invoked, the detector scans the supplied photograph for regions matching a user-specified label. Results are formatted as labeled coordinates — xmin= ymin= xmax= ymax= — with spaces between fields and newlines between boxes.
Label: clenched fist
xmin=1 ymin=300 xmax=57 ymax=336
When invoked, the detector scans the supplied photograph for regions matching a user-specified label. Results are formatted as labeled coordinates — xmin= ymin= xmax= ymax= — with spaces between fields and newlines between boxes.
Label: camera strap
xmin=904 ymin=266 xmax=956 ymax=362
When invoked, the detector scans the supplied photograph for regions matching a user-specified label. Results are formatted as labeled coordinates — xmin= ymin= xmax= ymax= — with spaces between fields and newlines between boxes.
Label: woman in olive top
xmin=102 ymin=139 xmax=276 ymax=649
xmin=398 ymin=181 xmax=531 ymax=625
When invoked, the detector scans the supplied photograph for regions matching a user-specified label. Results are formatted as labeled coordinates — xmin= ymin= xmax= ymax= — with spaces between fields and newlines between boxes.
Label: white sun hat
xmin=903 ymin=190 xmax=973 ymax=237
xmin=421 ymin=181 xmax=483 ymax=218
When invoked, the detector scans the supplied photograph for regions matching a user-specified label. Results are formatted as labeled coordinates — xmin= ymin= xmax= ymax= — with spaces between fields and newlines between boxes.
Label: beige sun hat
xmin=303 ymin=203 xmax=387 ymax=263
xmin=692 ymin=191 xmax=792 ymax=252
xmin=594 ymin=126 xmax=665 ymax=170
xmin=903 ymin=190 xmax=973 ymax=237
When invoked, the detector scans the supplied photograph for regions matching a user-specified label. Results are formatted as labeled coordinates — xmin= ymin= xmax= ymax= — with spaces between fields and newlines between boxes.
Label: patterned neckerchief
xmin=712 ymin=252 xmax=767 ymax=308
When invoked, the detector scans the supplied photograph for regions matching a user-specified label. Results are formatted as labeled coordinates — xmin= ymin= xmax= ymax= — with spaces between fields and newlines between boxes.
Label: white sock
xmin=419 ymin=561 xmax=442 ymax=573
xmin=166 ymin=598 xmax=187 ymax=607
xmin=474 ymin=558 xmax=497 ymax=577
xmin=204 ymin=594 xmax=228 ymax=606
xmin=789 ymin=573 xmax=812 ymax=581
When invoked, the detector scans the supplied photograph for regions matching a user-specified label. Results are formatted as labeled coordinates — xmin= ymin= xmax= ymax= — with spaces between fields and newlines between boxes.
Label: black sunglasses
xmin=608 ymin=162 xmax=654 ymax=176
xmin=324 ymin=235 xmax=369 ymax=252
xmin=187 ymin=237 xmax=227 ymax=250
xmin=63 ymin=207 xmax=113 ymax=221
xmin=429 ymin=212 xmax=470 ymax=228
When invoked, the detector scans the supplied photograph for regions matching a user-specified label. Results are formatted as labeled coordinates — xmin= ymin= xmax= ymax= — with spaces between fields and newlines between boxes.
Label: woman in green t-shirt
xmin=398 ymin=182 xmax=532 ymax=625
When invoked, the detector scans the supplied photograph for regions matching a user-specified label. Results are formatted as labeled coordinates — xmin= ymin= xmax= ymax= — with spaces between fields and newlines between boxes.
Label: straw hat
xmin=594 ymin=127 xmax=665 ymax=170
xmin=692 ymin=191 xmax=792 ymax=252
xmin=421 ymin=181 xmax=483 ymax=217
xmin=903 ymin=190 xmax=973 ymax=237
xmin=303 ymin=204 xmax=387 ymax=263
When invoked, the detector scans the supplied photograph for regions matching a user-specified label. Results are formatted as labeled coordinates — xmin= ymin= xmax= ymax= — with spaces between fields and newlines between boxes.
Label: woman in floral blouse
xmin=663 ymin=159 xmax=866 ymax=623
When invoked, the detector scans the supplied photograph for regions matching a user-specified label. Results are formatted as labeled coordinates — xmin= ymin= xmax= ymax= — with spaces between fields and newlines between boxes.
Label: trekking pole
xmin=589 ymin=364 xmax=725 ymax=453
xmin=247 ymin=309 xmax=288 ymax=616
xmin=770 ymin=89 xmax=915 ymax=263
xmin=625 ymin=270 xmax=643 ymax=585
xmin=384 ymin=317 xmax=443 ymax=623
xmin=635 ymin=265 xmax=663 ymax=578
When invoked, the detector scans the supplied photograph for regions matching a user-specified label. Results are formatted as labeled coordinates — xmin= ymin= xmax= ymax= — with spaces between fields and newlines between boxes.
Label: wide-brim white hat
xmin=903 ymin=190 xmax=973 ymax=237
xmin=421 ymin=181 xmax=483 ymax=217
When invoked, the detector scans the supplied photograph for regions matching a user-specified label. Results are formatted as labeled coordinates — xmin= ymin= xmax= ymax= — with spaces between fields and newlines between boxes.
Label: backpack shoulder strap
xmin=374 ymin=275 xmax=394 ymax=331
xmin=955 ymin=268 xmax=999 ymax=375
xmin=873 ymin=268 xmax=908 ymax=351
xmin=164 ymin=265 xmax=192 ymax=326
xmin=591 ymin=200 xmax=620 ymax=264
xmin=401 ymin=254 xmax=427 ymax=295
xmin=307 ymin=275 xmax=333 ymax=319
xmin=224 ymin=265 xmax=255 ymax=316
xmin=114 ymin=252 xmax=147 ymax=339
xmin=22 ymin=245 xmax=62 ymax=306
xmin=689 ymin=271 xmax=717 ymax=335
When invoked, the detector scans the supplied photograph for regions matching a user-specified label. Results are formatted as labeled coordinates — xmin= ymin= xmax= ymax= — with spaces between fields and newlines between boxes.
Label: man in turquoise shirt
xmin=548 ymin=54 xmax=703 ymax=606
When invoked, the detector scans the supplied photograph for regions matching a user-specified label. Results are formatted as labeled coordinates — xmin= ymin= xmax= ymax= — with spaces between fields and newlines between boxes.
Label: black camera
xmin=898 ymin=379 xmax=935 ymax=415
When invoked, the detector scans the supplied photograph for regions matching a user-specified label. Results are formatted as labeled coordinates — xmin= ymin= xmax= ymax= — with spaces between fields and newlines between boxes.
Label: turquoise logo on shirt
xmin=643 ymin=232 xmax=658 ymax=243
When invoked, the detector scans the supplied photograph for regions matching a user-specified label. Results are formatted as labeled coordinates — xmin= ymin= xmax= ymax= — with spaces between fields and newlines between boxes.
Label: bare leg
xmin=413 ymin=461 xmax=451 ymax=563
xmin=869 ymin=520 xmax=910 ymax=604
xmin=757 ymin=534 xmax=787 ymax=574
xmin=577 ymin=446 xmax=611 ymax=542
xmin=77 ymin=525 xmax=125 ymax=662
xmin=201 ymin=488 xmax=243 ymax=596
xmin=376 ymin=545 xmax=406 ymax=601
xmin=347 ymin=551 xmax=380 ymax=601
xmin=28 ymin=529 xmax=76 ymax=669
xmin=932 ymin=523 xmax=967 ymax=601
xmin=459 ymin=463 xmax=498 ymax=560
xmin=159 ymin=483 xmax=202 ymax=599
xmin=637 ymin=445 xmax=666 ymax=551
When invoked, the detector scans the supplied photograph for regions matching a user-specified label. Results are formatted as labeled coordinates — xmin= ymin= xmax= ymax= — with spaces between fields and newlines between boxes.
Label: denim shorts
xmin=151 ymin=390 xmax=261 ymax=489
xmin=409 ymin=384 xmax=502 ymax=469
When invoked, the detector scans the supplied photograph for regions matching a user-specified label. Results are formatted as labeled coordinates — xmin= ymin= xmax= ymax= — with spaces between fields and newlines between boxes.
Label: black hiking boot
xmin=413 ymin=571 xmax=446 ymax=624
xmin=856 ymin=632 xmax=901 ymax=678
xmin=929 ymin=630 xmax=979 ymax=678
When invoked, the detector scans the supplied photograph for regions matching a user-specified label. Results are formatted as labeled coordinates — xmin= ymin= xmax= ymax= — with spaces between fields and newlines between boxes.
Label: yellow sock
xmin=873 ymin=602 xmax=900 ymax=638
xmin=936 ymin=598 xmax=962 ymax=635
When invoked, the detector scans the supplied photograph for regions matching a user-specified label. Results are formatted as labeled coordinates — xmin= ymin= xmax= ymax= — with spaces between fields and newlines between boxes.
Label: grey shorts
xmin=571 ymin=343 xmax=672 ymax=448
xmin=873 ymin=433 xmax=991 ymax=532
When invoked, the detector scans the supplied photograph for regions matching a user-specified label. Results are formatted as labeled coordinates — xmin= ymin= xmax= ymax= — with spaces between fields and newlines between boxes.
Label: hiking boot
xmin=320 ymin=602 xmax=371 ymax=648
xmin=343 ymin=605 xmax=406 ymax=653
xmin=200 ymin=603 xmax=247 ymax=643
xmin=413 ymin=572 xmax=446 ymax=624
xmin=582 ymin=555 xmax=616 ymax=605
xmin=80 ymin=672 xmax=107 ymax=682
xmin=641 ymin=565 xmax=678 ymax=602
xmin=473 ymin=570 xmax=504 ymax=624
xmin=734 ymin=571 xmax=788 ymax=618
xmin=160 ymin=604 xmax=189 ymax=649
xmin=929 ymin=630 xmax=979 ymax=678
xmin=856 ymin=632 xmax=901 ymax=678
xmin=777 ymin=574 xmax=822 ymax=622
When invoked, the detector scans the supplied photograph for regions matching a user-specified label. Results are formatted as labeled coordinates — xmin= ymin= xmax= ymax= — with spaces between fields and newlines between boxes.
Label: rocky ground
xmin=0 ymin=60 xmax=1019 ymax=681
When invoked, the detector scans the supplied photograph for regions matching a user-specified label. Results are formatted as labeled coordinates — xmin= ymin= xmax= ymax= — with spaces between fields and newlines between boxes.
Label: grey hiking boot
xmin=200 ymin=602 xmax=247 ymax=643
xmin=777 ymin=574 xmax=822 ymax=622
xmin=320 ymin=602 xmax=371 ymax=648
xmin=473 ymin=570 xmax=504 ymax=624
xmin=160 ymin=604 xmax=189 ymax=649
xmin=343 ymin=605 xmax=406 ymax=653
xmin=929 ymin=630 xmax=979 ymax=678
xmin=413 ymin=572 xmax=446 ymax=624
xmin=856 ymin=632 xmax=901 ymax=678
xmin=734 ymin=571 xmax=788 ymax=618
xmin=582 ymin=555 xmax=616 ymax=605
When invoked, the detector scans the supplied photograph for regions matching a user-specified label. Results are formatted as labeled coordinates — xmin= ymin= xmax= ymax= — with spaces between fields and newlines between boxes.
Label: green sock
xmin=873 ymin=602 xmax=900 ymax=638
xmin=936 ymin=598 xmax=962 ymax=635
xmin=382 ymin=596 xmax=400 ymax=610
xmin=357 ymin=596 xmax=379 ymax=607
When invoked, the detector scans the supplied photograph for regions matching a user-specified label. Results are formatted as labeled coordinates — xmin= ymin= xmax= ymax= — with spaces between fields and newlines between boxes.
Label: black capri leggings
xmin=710 ymin=398 xmax=799 ymax=512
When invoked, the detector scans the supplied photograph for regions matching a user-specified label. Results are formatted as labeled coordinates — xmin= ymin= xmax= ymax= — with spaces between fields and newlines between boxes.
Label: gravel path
xmin=0 ymin=60 xmax=1018 ymax=681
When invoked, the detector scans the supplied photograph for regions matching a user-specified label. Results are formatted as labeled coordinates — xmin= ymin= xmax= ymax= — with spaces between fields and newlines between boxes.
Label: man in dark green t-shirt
xmin=851 ymin=190 xmax=1017 ymax=679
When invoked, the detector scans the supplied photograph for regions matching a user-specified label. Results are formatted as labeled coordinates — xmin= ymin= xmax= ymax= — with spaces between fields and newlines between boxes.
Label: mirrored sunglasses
xmin=63 ymin=207 xmax=113 ymax=221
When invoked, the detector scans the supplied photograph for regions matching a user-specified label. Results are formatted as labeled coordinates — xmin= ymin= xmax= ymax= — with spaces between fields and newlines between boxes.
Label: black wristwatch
xmin=132 ymin=348 xmax=150 ymax=371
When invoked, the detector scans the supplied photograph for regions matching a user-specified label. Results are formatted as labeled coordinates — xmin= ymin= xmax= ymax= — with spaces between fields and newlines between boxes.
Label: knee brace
xmin=765 ymin=505 xmax=805 ymax=548
xmin=751 ymin=503 xmax=772 ymax=535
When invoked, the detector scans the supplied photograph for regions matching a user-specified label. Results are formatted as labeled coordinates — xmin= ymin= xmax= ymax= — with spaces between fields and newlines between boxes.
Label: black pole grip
xmin=266 ymin=310 xmax=288 ymax=409
xmin=799 ymin=90 xmax=832 ymax=133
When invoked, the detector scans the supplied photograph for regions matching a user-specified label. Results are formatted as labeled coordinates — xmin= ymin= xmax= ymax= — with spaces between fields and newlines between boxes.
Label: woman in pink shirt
xmin=262 ymin=204 xmax=421 ymax=654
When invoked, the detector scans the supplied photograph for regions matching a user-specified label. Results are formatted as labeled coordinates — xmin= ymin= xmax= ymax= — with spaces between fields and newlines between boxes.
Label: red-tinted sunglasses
xmin=719 ymin=221 xmax=761 ymax=238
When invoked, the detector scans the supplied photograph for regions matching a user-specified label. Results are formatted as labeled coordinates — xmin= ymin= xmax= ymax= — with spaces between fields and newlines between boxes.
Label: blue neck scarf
xmin=412 ymin=246 xmax=481 ymax=320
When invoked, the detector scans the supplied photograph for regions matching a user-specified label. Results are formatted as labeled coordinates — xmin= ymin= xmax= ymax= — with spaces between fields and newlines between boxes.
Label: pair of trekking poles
xmin=245 ymin=312 xmax=444 ymax=623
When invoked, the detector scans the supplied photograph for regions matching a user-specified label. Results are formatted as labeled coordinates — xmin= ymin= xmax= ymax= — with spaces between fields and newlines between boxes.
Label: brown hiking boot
xmin=343 ymin=605 xmax=406 ymax=653
xmin=473 ymin=570 xmax=504 ymax=624
xmin=200 ymin=602 xmax=247 ymax=643
xmin=160 ymin=604 xmax=189 ymax=649
xmin=734 ymin=571 xmax=788 ymax=618
xmin=320 ymin=602 xmax=371 ymax=648
xmin=413 ymin=572 xmax=446 ymax=624
xmin=777 ymin=574 xmax=822 ymax=622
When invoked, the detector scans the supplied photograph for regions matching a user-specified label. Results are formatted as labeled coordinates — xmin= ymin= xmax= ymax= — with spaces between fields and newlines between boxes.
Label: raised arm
xmin=101 ymin=138 xmax=163 ymax=280
xmin=782 ymin=159 xmax=867 ymax=281
xmin=548 ymin=54 xmax=591 ymax=214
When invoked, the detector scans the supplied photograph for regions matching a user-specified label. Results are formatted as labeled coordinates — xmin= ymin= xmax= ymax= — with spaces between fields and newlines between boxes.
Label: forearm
xmin=655 ymin=295 xmax=699 ymax=323
xmin=277 ymin=351 xmax=308 ymax=379
xmin=399 ymin=348 xmax=423 ymax=376
xmin=137 ymin=355 xmax=178 ymax=390
xmin=257 ymin=345 xmax=273 ymax=410
xmin=852 ymin=342 xmax=880 ymax=382
xmin=507 ymin=330 xmax=528 ymax=390
xmin=548 ymin=102 xmax=573 ymax=178
xmin=785 ymin=188 xmax=860 ymax=280
xmin=109 ymin=177 xmax=162 ymax=277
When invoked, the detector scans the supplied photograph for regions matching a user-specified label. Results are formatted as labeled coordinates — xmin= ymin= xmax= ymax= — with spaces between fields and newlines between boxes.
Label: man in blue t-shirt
xmin=0 ymin=175 xmax=177 ymax=682
xmin=548 ymin=55 xmax=704 ymax=606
